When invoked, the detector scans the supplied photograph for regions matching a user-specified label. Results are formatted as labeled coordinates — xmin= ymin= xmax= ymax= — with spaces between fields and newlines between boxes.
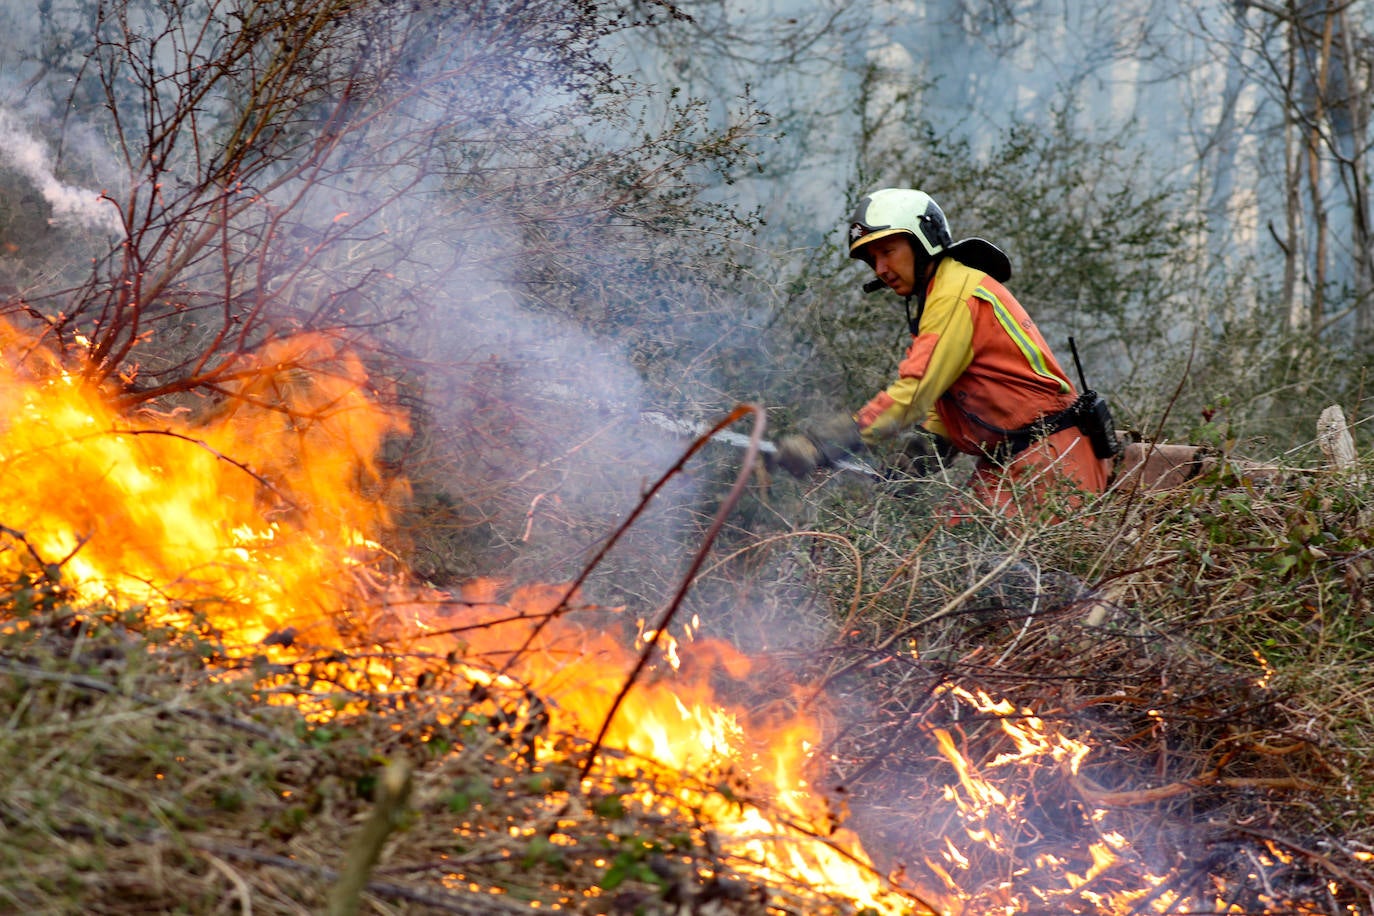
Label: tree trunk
xmin=1335 ymin=7 xmax=1374 ymax=344
xmin=1283 ymin=10 xmax=1304 ymax=336
xmin=1303 ymin=0 xmax=1333 ymax=332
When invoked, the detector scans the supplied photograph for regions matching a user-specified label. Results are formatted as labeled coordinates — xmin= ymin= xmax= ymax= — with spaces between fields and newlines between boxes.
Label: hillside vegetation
xmin=3 ymin=413 xmax=1373 ymax=914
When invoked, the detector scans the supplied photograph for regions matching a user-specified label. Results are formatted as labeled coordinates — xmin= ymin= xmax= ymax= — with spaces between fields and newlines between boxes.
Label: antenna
xmin=1068 ymin=336 xmax=1089 ymax=392
xmin=1065 ymin=336 xmax=1123 ymax=459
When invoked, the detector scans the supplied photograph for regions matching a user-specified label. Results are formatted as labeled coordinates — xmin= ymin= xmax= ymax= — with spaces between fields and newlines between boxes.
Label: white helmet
xmin=847 ymin=188 xmax=953 ymax=261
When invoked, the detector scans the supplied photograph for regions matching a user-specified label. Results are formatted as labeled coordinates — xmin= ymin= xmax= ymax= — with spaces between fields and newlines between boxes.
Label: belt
xmin=983 ymin=402 xmax=1085 ymax=464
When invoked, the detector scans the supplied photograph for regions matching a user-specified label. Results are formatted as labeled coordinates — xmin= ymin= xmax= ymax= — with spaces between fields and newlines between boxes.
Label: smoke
xmin=402 ymin=260 xmax=711 ymax=605
xmin=0 ymin=0 xmax=803 ymax=639
xmin=0 ymin=107 xmax=120 ymax=234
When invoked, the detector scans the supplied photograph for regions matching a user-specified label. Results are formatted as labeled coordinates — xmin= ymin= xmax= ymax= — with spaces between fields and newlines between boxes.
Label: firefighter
xmin=777 ymin=187 xmax=1114 ymax=519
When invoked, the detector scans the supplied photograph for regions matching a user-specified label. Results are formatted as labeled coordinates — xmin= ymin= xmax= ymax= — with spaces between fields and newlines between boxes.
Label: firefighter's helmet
xmin=847 ymin=188 xmax=953 ymax=261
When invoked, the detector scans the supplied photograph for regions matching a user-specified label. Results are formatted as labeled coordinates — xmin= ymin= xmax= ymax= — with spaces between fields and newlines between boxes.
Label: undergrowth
xmin=702 ymin=444 xmax=1374 ymax=912
xmin=3 ymin=439 xmax=1374 ymax=914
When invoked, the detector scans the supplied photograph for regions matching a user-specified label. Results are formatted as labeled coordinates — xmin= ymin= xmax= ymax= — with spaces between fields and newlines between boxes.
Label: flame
xmin=925 ymin=685 xmax=1334 ymax=915
xmin=391 ymin=579 xmax=927 ymax=912
xmin=0 ymin=317 xmax=408 ymax=647
xmin=0 ymin=317 xmax=927 ymax=911
xmin=0 ymin=316 xmax=1339 ymax=915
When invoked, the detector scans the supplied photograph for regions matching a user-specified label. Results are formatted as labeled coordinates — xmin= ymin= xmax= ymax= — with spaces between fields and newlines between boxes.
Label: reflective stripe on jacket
xmin=855 ymin=257 xmax=1077 ymax=455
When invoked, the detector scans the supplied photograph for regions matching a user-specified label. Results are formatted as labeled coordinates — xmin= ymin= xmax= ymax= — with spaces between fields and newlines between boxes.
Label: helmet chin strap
xmin=862 ymin=246 xmax=938 ymax=333
xmin=903 ymin=251 xmax=942 ymax=334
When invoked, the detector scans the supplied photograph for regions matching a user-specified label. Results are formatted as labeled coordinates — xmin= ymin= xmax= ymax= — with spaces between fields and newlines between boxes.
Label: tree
xmin=0 ymin=0 xmax=783 ymax=589
xmin=1188 ymin=0 xmax=1374 ymax=345
xmin=1 ymin=0 xmax=771 ymax=403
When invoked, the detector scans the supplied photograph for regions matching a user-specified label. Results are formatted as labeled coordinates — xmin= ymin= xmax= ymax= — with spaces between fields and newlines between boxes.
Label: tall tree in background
xmin=1 ymin=0 xmax=771 ymax=404
xmin=1199 ymin=0 xmax=1374 ymax=344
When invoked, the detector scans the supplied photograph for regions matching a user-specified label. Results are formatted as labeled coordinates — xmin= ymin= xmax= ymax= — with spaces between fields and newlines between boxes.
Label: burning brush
xmin=0 ymin=316 xmax=1365 ymax=915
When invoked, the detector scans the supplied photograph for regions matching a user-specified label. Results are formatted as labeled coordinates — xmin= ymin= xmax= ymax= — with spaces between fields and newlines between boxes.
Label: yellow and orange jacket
xmin=854 ymin=256 xmax=1109 ymax=501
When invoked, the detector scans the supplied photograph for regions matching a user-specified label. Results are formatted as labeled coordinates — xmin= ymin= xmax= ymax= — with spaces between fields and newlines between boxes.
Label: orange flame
xmin=388 ymin=579 xmax=929 ymax=912
xmin=0 ymin=317 xmax=408 ymax=647
xmin=0 ymin=317 xmax=1332 ymax=915
xmin=0 ymin=318 xmax=927 ymax=911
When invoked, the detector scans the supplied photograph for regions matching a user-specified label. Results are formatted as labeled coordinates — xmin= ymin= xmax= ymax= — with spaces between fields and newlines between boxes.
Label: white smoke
xmin=0 ymin=107 xmax=120 ymax=234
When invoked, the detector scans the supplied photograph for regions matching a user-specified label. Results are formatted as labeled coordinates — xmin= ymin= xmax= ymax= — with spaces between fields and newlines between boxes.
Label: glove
xmin=775 ymin=434 xmax=823 ymax=478
xmin=775 ymin=413 xmax=863 ymax=479
xmin=896 ymin=431 xmax=957 ymax=478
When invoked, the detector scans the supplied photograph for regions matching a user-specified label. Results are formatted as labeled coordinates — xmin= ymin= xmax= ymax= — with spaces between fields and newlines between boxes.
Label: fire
xmin=0 ymin=316 xmax=924 ymax=911
xmin=380 ymin=578 xmax=928 ymax=912
xmin=0 ymin=316 xmax=1340 ymax=914
xmin=925 ymin=685 xmax=1335 ymax=915
xmin=0 ymin=317 xmax=408 ymax=647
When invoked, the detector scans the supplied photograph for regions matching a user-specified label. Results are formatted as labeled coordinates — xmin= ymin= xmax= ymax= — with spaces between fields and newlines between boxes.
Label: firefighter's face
xmin=859 ymin=234 xmax=920 ymax=297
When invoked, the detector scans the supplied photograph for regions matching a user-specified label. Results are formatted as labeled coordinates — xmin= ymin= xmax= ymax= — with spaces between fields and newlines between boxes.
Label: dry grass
xmin=0 ymin=601 xmax=891 ymax=916
xmin=4 ymin=443 xmax=1374 ymax=915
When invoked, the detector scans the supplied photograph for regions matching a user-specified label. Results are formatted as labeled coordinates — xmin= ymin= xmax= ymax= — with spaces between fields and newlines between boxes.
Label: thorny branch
xmin=577 ymin=402 xmax=767 ymax=779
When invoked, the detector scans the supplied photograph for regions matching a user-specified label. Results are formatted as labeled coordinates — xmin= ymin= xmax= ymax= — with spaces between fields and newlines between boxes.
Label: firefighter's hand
xmin=775 ymin=414 xmax=863 ymax=479
xmin=897 ymin=432 xmax=956 ymax=478
xmin=775 ymin=434 xmax=823 ymax=479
